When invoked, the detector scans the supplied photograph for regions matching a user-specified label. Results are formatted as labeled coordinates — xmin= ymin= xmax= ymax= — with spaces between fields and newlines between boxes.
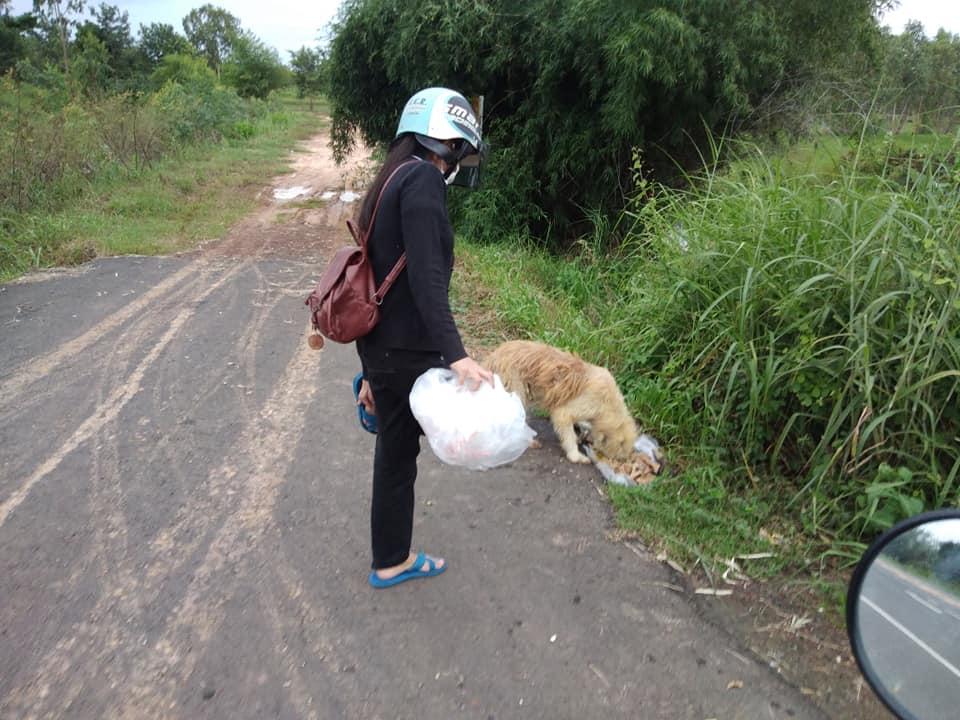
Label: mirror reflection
xmin=858 ymin=519 xmax=960 ymax=719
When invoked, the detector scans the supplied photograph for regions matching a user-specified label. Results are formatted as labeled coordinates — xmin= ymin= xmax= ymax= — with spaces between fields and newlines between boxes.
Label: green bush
xmin=151 ymin=77 xmax=246 ymax=142
xmin=460 ymin=133 xmax=960 ymax=542
xmin=149 ymin=53 xmax=217 ymax=88
xmin=228 ymin=119 xmax=256 ymax=139
xmin=327 ymin=0 xmax=880 ymax=243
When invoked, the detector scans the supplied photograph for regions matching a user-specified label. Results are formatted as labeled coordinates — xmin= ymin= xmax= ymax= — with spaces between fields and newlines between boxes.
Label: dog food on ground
xmin=593 ymin=434 xmax=664 ymax=486
xmin=610 ymin=453 xmax=661 ymax=485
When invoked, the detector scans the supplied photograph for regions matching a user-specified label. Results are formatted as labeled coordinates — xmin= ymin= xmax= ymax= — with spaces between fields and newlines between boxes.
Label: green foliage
xmin=456 ymin=128 xmax=960 ymax=552
xmin=327 ymin=0 xmax=882 ymax=243
xmin=289 ymin=46 xmax=326 ymax=101
xmin=0 ymin=85 xmax=322 ymax=280
xmin=71 ymin=27 xmax=110 ymax=94
xmin=750 ymin=21 xmax=960 ymax=143
xmin=149 ymin=52 xmax=215 ymax=88
xmin=855 ymin=464 xmax=924 ymax=534
xmin=0 ymin=10 xmax=37 ymax=74
xmin=221 ymin=32 xmax=287 ymax=100
xmin=138 ymin=22 xmax=192 ymax=67
xmin=608 ymin=464 xmax=790 ymax=576
xmin=151 ymin=75 xmax=246 ymax=141
xmin=181 ymin=3 xmax=240 ymax=78
xmin=31 ymin=0 xmax=86 ymax=72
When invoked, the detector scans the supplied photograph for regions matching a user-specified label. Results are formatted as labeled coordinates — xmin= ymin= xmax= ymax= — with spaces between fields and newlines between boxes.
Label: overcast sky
xmin=9 ymin=0 xmax=346 ymax=58
xmin=880 ymin=0 xmax=960 ymax=36
xmin=7 ymin=1 xmax=960 ymax=59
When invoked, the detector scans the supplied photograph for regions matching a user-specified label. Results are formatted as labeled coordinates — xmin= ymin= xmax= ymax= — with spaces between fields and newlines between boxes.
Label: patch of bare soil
xmin=690 ymin=571 xmax=893 ymax=719
xmin=209 ymin=133 xmax=375 ymax=261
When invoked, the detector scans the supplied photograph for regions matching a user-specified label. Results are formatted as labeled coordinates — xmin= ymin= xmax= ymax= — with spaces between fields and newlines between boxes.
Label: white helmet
xmin=395 ymin=87 xmax=485 ymax=169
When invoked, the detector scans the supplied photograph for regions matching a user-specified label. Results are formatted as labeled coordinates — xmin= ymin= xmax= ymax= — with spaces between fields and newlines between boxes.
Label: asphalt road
xmin=0 ymin=137 xmax=829 ymax=720
xmin=857 ymin=557 xmax=960 ymax=719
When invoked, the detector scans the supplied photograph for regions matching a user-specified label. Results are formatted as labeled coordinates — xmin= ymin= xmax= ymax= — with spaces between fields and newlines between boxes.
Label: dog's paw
xmin=566 ymin=451 xmax=592 ymax=464
xmin=528 ymin=438 xmax=542 ymax=449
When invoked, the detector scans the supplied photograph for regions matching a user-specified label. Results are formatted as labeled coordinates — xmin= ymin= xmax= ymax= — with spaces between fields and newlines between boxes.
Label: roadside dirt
xmin=209 ymin=133 xmax=375 ymax=261
xmin=690 ymin=571 xmax=891 ymax=719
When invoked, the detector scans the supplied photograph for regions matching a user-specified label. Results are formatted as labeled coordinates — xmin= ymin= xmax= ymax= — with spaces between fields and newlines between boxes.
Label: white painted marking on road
xmin=861 ymin=595 xmax=960 ymax=681
xmin=905 ymin=590 xmax=943 ymax=615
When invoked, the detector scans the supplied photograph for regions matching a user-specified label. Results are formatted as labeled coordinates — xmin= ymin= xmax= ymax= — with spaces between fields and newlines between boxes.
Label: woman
xmin=355 ymin=87 xmax=493 ymax=589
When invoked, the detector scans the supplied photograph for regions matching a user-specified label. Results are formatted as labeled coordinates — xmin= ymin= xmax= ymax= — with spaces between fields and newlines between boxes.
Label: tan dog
xmin=485 ymin=340 xmax=638 ymax=464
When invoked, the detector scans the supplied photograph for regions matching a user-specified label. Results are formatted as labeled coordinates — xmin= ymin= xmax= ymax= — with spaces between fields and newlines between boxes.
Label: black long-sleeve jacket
xmin=356 ymin=158 xmax=467 ymax=364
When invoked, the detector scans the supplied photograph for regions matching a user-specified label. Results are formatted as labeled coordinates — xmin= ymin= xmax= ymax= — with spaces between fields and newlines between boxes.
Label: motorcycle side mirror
xmin=847 ymin=509 xmax=960 ymax=719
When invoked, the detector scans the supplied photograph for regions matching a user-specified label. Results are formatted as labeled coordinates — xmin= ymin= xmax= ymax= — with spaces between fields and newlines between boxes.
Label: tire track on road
xmin=111 ymin=333 xmax=356 ymax=718
xmin=3 ymin=316 xmax=361 ymax=720
xmin=0 ymin=262 xmax=245 ymax=529
xmin=0 ymin=261 xmax=235 ymax=429
xmin=3 ymin=131 xmax=370 ymax=719
xmin=0 ymin=262 xmax=201 ymax=402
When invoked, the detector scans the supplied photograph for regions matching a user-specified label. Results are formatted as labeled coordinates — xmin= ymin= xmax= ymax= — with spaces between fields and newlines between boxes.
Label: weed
xmin=454 ymin=125 xmax=960 ymax=582
xmin=0 ymin=89 xmax=324 ymax=281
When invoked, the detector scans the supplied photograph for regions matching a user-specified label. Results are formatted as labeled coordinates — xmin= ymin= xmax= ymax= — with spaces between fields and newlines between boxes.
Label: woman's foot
xmin=369 ymin=552 xmax=446 ymax=588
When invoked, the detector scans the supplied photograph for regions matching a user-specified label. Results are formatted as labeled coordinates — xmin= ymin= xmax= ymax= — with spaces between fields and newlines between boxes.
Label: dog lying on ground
xmin=484 ymin=340 xmax=639 ymax=465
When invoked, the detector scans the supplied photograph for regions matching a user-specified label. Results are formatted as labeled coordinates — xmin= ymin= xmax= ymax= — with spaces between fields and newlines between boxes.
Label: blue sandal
xmin=368 ymin=552 xmax=447 ymax=589
xmin=352 ymin=372 xmax=378 ymax=434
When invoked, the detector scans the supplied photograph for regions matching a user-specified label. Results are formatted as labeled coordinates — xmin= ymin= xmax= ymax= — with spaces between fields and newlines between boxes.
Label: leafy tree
xmin=71 ymin=26 xmax=110 ymax=94
xmin=289 ymin=45 xmax=325 ymax=105
xmin=139 ymin=22 xmax=191 ymax=67
xmin=0 ymin=9 xmax=37 ymax=74
xmin=32 ymin=0 xmax=84 ymax=73
xmin=883 ymin=528 xmax=937 ymax=569
xmin=222 ymin=32 xmax=286 ymax=99
xmin=74 ymin=3 xmax=145 ymax=86
xmin=327 ymin=0 xmax=886 ymax=242
xmin=182 ymin=4 xmax=240 ymax=79
xmin=921 ymin=29 xmax=960 ymax=130
xmin=84 ymin=3 xmax=131 ymax=61
xmin=149 ymin=52 xmax=216 ymax=88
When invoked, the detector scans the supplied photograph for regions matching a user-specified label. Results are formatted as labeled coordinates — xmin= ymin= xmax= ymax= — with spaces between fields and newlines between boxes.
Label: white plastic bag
xmin=409 ymin=368 xmax=536 ymax=470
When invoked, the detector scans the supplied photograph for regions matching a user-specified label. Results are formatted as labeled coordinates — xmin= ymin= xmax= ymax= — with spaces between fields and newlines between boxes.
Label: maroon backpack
xmin=305 ymin=161 xmax=416 ymax=347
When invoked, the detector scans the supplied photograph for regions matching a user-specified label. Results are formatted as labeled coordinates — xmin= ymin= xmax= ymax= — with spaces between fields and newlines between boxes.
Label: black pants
xmin=360 ymin=347 xmax=443 ymax=570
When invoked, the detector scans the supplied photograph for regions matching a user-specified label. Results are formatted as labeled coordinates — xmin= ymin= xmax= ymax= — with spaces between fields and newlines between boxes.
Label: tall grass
xmin=457 ymin=130 xmax=960 ymax=555
xmin=0 ymin=81 xmax=324 ymax=280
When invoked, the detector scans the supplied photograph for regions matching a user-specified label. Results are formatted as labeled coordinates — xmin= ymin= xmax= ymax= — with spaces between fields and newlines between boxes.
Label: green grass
xmin=1 ymin=91 xmax=327 ymax=281
xmin=453 ymin=127 xmax=960 ymax=587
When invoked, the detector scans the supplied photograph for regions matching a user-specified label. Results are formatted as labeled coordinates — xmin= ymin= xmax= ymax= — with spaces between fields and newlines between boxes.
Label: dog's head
xmin=594 ymin=417 xmax=639 ymax=462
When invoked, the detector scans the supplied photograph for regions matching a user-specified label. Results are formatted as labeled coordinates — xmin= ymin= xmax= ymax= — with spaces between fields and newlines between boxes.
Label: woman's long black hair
xmin=356 ymin=134 xmax=427 ymax=235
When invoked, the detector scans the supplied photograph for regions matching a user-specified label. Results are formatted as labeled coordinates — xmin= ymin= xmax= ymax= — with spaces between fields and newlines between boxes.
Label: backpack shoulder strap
xmin=355 ymin=159 xmax=420 ymax=249
xmin=356 ymin=159 xmax=420 ymax=303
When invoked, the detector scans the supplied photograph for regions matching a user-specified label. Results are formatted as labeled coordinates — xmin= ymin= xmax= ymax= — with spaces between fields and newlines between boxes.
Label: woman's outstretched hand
xmin=450 ymin=356 xmax=495 ymax=391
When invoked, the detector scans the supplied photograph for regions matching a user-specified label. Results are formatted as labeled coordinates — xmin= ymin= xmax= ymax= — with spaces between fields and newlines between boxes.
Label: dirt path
xmin=0 ymin=130 xmax=880 ymax=719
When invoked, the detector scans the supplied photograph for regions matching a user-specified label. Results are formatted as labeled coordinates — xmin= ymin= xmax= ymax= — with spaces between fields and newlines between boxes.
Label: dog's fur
xmin=485 ymin=340 xmax=638 ymax=464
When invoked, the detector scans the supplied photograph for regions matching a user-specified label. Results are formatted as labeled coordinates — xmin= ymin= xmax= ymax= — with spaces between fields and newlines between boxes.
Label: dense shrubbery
xmin=327 ymin=0 xmax=883 ymax=243
xmin=0 ymin=2 xmax=320 ymax=277
xmin=0 ymin=74 xmax=269 ymax=213
xmin=460 ymin=133 xmax=960 ymax=543
xmin=630 ymin=145 xmax=959 ymax=534
xmin=0 ymin=2 xmax=311 ymax=215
